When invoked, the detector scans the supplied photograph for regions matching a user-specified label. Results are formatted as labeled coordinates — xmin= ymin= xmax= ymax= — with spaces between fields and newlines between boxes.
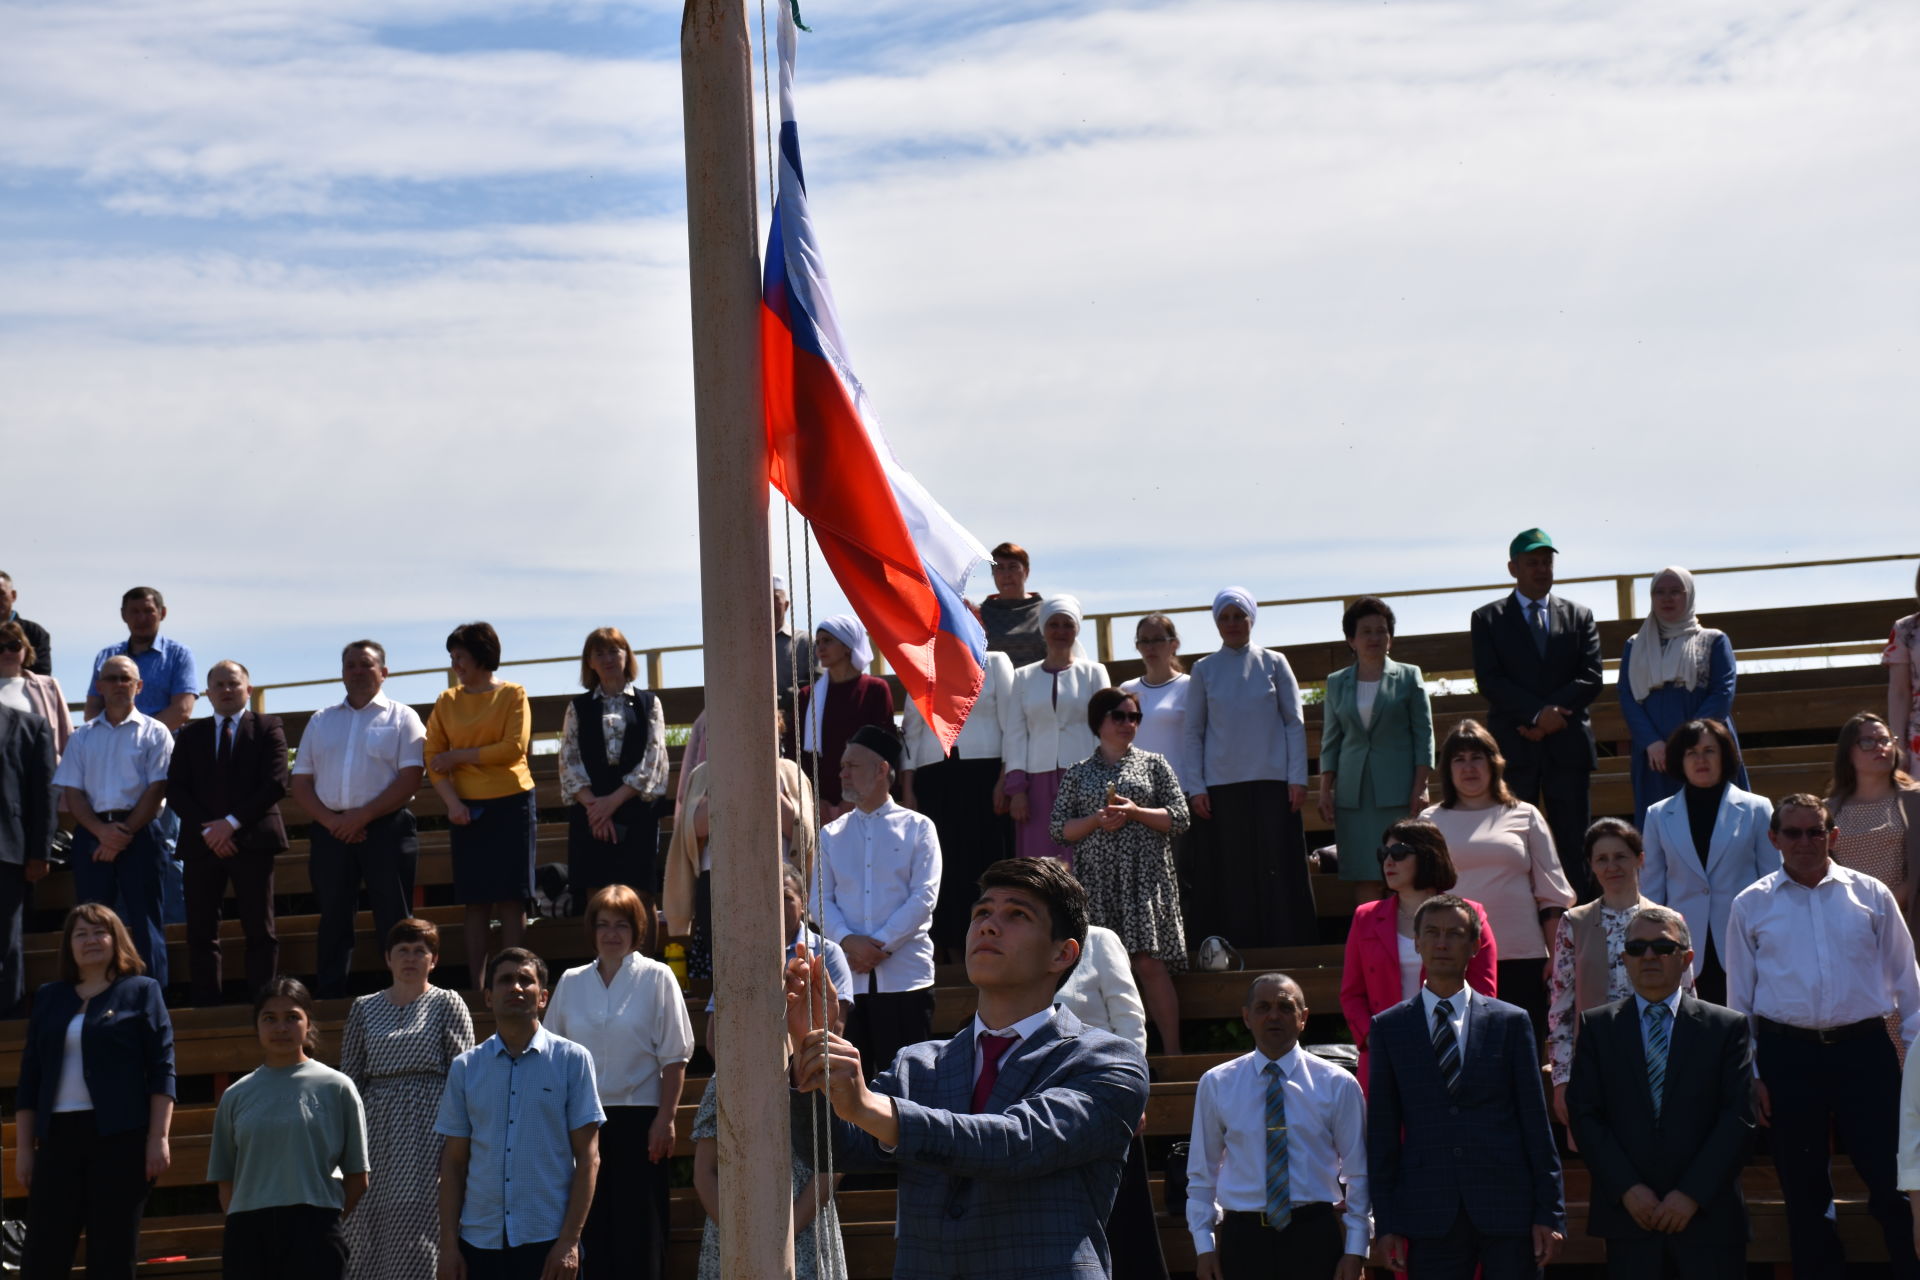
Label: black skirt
xmin=567 ymin=799 xmax=663 ymax=903
xmin=916 ymin=755 xmax=1011 ymax=951
xmin=1181 ymin=779 xmax=1317 ymax=948
xmin=451 ymin=789 xmax=537 ymax=904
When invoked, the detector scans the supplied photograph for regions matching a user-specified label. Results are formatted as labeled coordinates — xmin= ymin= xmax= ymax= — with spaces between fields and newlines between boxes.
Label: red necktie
xmin=970 ymin=1032 xmax=1018 ymax=1113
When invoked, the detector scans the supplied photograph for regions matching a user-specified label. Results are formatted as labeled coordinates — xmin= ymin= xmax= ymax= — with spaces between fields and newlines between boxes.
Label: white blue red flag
xmin=761 ymin=2 xmax=988 ymax=749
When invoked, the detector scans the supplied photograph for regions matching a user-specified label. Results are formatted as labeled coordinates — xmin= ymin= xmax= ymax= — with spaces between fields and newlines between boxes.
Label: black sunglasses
xmin=1107 ymin=710 xmax=1142 ymax=724
xmin=1623 ymin=938 xmax=1685 ymax=957
xmin=1777 ymin=825 xmax=1829 ymax=841
xmin=1377 ymin=843 xmax=1418 ymax=863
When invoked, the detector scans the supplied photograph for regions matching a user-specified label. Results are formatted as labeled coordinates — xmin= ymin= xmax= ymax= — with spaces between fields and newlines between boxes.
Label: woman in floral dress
xmin=1050 ymin=686 xmax=1190 ymax=1054
xmin=338 ymin=918 xmax=475 ymax=1280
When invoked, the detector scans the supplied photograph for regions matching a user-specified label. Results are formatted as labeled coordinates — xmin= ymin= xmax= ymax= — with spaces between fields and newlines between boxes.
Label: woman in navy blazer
xmin=15 ymin=903 xmax=176 ymax=1280
xmin=1340 ymin=819 xmax=1497 ymax=1093
xmin=1640 ymin=718 xmax=1778 ymax=1005
xmin=1318 ymin=597 xmax=1435 ymax=894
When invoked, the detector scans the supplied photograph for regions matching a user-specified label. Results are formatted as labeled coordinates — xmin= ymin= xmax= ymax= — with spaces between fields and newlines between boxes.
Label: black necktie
xmin=1529 ymin=600 xmax=1549 ymax=658
xmin=218 ymin=716 xmax=234 ymax=769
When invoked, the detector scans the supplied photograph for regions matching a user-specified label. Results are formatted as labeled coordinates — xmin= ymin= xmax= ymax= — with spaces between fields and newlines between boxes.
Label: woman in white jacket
xmin=1002 ymin=596 xmax=1109 ymax=865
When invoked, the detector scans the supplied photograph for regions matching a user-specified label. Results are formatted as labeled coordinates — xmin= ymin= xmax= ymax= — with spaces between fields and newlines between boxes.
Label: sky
xmin=5 ymin=0 xmax=1918 ymax=714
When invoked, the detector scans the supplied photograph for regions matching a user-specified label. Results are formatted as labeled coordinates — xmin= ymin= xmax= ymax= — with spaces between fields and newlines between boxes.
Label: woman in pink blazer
xmin=1340 ymin=817 xmax=1498 ymax=1092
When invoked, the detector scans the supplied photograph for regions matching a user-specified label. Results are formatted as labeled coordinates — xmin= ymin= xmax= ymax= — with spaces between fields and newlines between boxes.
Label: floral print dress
xmin=1048 ymin=747 xmax=1191 ymax=970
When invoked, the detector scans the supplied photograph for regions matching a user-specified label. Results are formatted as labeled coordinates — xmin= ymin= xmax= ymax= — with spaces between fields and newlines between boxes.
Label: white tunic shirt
xmin=817 ymin=798 xmax=942 ymax=993
xmin=292 ymin=693 xmax=428 ymax=812
xmin=544 ymin=951 xmax=695 ymax=1107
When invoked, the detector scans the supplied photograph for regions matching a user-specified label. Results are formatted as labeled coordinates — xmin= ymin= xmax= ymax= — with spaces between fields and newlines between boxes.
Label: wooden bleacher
xmin=6 ymin=595 xmax=1905 ymax=1276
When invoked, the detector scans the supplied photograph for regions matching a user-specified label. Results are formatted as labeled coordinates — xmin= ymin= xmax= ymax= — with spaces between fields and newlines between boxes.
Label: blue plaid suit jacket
xmin=797 ymin=1007 xmax=1149 ymax=1278
xmin=1367 ymin=991 xmax=1565 ymax=1240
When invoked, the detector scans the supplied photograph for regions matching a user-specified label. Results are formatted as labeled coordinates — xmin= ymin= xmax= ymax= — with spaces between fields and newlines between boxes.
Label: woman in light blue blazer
xmin=1317 ymin=596 xmax=1435 ymax=892
xmin=1640 ymin=717 xmax=1779 ymax=1005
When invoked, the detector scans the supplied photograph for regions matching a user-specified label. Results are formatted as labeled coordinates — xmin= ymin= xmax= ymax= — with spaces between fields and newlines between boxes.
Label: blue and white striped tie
xmin=1263 ymin=1060 xmax=1291 ymax=1230
xmin=1433 ymin=998 xmax=1462 ymax=1094
xmin=1645 ymin=1003 xmax=1672 ymax=1120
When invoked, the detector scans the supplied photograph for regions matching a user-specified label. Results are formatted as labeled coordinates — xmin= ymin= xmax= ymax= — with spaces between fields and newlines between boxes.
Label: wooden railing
xmin=244 ymin=552 xmax=1915 ymax=713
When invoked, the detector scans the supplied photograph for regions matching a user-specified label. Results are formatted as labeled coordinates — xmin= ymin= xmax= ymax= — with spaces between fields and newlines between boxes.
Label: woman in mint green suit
xmin=1317 ymin=596 xmax=1435 ymax=890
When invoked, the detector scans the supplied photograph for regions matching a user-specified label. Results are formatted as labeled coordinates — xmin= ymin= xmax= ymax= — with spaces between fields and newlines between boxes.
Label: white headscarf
xmin=1040 ymin=595 xmax=1086 ymax=661
xmin=1212 ymin=587 xmax=1258 ymax=627
xmin=803 ymin=614 xmax=872 ymax=752
xmin=1626 ymin=566 xmax=1710 ymax=702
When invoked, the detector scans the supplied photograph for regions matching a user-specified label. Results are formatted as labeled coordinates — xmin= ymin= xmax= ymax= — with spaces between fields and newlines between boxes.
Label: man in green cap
xmin=1469 ymin=529 xmax=1603 ymax=901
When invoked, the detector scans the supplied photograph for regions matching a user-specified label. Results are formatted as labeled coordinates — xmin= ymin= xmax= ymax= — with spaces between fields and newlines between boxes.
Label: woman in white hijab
xmin=1180 ymin=587 xmax=1318 ymax=948
xmin=1618 ymin=567 xmax=1744 ymax=828
xmin=797 ymin=613 xmax=895 ymax=821
xmin=1002 ymin=596 xmax=1110 ymax=864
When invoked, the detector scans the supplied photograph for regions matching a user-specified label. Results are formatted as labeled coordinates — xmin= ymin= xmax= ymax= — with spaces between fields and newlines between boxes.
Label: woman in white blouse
xmin=1182 ymin=588 xmax=1316 ymax=948
xmin=1420 ymin=719 xmax=1575 ymax=1043
xmin=1002 ymin=596 xmax=1109 ymax=865
xmin=1119 ymin=613 xmax=1199 ymax=794
xmin=544 ymin=884 xmax=695 ymax=1280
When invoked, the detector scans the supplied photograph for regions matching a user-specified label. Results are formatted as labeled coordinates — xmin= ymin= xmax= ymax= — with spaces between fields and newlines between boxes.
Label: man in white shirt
xmin=1188 ymin=972 xmax=1369 ymax=1280
xmin=817 ymin=723 xmax=941 ymax=1081
xmin=291 ymin=640 xmax=427 ymax=998
xmin=53 ymin=654 xmax=175 ymax=984
xmin=1725 ymin=793 xmax=1920 ymax=1278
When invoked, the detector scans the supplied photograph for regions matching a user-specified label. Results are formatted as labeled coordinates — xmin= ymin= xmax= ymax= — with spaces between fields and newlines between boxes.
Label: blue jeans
xmin=151 ymin=806 xmax=187 ymax=926
xmin=70 ymin=825 xmax=168 ymax=988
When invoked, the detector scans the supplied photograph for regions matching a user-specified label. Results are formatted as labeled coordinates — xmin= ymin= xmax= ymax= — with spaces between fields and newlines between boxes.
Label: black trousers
xmin=1603 ymin=1228 xmax=1746 ymax=1280
xmin=1758 ymin=1023 xmax=1920 ymax=1278
xmin=458 ymin=1239 xmax=557 ymax=1280
xmin=1106 ymin=1136 xmax=1169 ymax=1280
xmin=1504 ymin=764 xmax=1593 ymax=901
xmin=1408 ymin=1204 xmax=1540 ymax=1280
xmin=845 ymin=986 xmax=934 ymax=1080
xmin=310 ymin=812 xmax=418 ymax=999
xmin=581 ymin=1106 xmax=669 ymax=1280
xmin=1216 ymin=1203 xmax=1342 ymax=1278
xmin=182 ymin=840 xmax=277 ymax=1006
xmin=1693 ymin=936 xmax=1727 ymax=1007
xmin=1497 ymin=957 xmax=1550 ymax=1054
xmin=22 ymin=1112 xmax=151 ymax=1280
xmin=0 ymin=859 xmax=25 ymax=1018
xmin=223 ymin=1204 xmax=346 ymax=1280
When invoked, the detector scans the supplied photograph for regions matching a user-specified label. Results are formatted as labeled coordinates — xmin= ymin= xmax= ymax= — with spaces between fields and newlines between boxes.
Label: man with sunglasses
xmin=1724 ymin=793 xmax=1920 ymax=1278
xmin=1566 ymin=906 xmax=1753 ymax=1278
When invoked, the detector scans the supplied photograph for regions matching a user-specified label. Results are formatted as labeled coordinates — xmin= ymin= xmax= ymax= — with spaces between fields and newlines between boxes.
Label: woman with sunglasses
xmin=1546 ymin=818 xmax=1692 ymax=1128
xmin=1050 ymin=687 xmax=1190 ymax=1054
xmin=0 ymin=621 xmax=70 ymax=762
xmin=1339 ymin=819 xmax=1496 ymax=1093
xmin=1640 ymin=717 xmax=1775 ymax=1005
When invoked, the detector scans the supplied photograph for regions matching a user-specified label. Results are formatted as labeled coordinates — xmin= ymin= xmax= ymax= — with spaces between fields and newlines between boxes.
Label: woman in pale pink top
xmin=1420 ymin=718 xmax=1574 ymax=1045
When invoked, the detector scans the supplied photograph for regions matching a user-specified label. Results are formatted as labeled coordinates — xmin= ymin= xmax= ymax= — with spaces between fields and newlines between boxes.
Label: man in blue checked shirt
xmin=436 ymin=948 xmax=604 ymax=1280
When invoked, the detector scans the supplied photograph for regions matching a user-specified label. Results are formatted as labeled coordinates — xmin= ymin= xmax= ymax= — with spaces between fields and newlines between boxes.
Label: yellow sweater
xmin=425 ymin=683 xmax=534 ymax=799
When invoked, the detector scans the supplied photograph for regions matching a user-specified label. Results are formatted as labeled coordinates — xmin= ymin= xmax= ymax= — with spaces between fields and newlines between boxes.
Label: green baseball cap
xmin=1509 ymin=528 xmax=1557 ymax=559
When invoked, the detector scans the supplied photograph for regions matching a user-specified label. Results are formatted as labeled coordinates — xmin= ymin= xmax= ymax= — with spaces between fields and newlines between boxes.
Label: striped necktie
xmin=1263 ymin=1060 xmax=1290 ymax=1230
xmin=1432 ymin=998 xmax=1462 ymax=1094
xmin=1644 ymin=1003 xmax=1672 ymax=1120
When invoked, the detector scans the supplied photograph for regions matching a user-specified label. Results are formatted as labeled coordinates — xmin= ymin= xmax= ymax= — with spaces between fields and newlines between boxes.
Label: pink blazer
xmin=1340 ymin=894 xmax=1499 ymax=1092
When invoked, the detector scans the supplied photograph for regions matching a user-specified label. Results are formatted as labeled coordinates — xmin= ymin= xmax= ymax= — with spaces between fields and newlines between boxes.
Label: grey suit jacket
xmin=0 ymin=705 xmax=56 ymax=866
xmin=797 ymin=1006 xmax=1149 ymax=1278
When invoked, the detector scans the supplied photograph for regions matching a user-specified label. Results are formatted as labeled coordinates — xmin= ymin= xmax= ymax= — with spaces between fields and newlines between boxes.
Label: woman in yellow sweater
xmin=425 ymin=622 xmax=535 ymax=990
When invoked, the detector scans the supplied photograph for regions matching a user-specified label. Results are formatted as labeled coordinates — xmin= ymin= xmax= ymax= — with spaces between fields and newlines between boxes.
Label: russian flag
xmin=760 ymin=1 xmax=987 ymax=749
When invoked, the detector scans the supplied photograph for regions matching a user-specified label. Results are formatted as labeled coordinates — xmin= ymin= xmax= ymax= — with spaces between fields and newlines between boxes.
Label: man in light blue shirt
xmin=436 ymin=947 xmax=604 ymax=1280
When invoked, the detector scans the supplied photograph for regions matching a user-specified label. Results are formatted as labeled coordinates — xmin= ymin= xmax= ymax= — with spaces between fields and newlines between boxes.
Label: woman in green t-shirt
xmin=211 ymin=977 xmax=370 ymax=1279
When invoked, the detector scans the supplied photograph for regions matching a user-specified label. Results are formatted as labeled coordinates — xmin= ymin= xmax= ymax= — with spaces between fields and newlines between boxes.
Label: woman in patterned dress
xmin=690 ymin=1072 xmax=846 ymax=1280
xmin=1829 ymin=712 xmax=1920 ymax=942
xmin=1049 ymin=687 xmax=1190 ymax=1054
xmin=338 ymin=918 xmax=475 ymax=1280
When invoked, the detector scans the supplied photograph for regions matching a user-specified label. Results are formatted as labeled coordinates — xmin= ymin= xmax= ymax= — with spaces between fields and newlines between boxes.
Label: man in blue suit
xmin=787 ymin=856 xmax=1149 ymax=1278
xmin=1369 ymin=893 xmax=1565 ymax=1278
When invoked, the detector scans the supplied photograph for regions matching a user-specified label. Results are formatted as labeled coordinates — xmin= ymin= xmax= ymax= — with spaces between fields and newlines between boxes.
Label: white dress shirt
xmin=966 ymin=1005 xmax=1059 ymax=1086
xmin=1633 ymin=989 xmax=1684 ymax=1050
xmin=52 ymin=709 xmax=173 ymax=811
xmin=1898 ymin=1030 xmax=1920 ymax=1190
xmin=818 ymin=798 xmax=942 ymax=993
xmin=1725 ymin=862 xmax=1920 ymax=1050
xmin=1186 ymin=1046 xmax=1371 ymax=1257
xmin=292 ymin=693 xmax=427 ymax=811
xmin=1421 ymin=984 xmax=1473 ymax=1061
xmin=1054 ymin=925 xmax=1148 ymax=1056
xmin=543 ymin=951 xmax=694 ymax=1107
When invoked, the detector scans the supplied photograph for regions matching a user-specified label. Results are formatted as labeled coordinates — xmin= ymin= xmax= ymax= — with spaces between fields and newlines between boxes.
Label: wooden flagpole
xmin=680 ymin=0 xmax=794 ymax=1275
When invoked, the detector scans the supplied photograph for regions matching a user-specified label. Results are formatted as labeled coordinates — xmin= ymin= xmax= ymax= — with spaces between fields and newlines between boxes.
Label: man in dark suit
xmin=1370 ymin=893 xmax=1565 ymax=1279
xmin=167 ymin=659 xmax=289 ymax=1004
xmin=0 ymin=703 xmax=56 ymax=1016
xmin=1567 ymin=905 xmax=1752 ymax=1278
xmin=1469 ymin=529 xmax=1603 ymax=898
xmin=787 ymin=856 xmax=1149 ymax=1279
